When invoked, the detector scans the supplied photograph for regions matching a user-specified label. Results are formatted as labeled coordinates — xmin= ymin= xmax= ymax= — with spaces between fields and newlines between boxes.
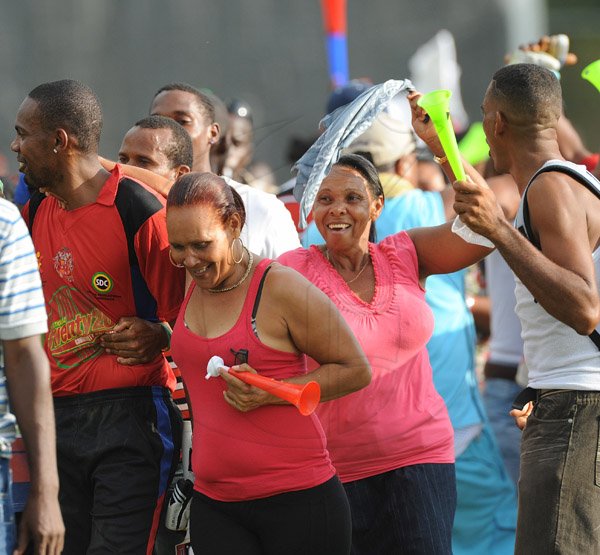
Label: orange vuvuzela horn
xmin=206 ymin=356 xmax=321 ymax=416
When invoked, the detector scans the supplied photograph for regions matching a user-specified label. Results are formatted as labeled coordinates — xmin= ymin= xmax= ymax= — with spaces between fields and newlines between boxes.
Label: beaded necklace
xmin=208 ymin=248 xmax=254 ymax=293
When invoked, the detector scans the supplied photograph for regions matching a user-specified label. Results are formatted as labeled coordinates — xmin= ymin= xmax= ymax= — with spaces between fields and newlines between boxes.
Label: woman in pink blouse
xmin=278 ymin=152 xmax=491 ymax=554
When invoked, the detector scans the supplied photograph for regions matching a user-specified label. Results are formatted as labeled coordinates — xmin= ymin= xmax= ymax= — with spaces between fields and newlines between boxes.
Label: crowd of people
xmin=0 ymin=33 xmax=599 ymax=555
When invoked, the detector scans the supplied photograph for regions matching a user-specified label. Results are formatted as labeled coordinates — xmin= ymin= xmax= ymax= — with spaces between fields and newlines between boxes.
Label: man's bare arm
xmin=453 ymin=173 xmax=600 ymax=334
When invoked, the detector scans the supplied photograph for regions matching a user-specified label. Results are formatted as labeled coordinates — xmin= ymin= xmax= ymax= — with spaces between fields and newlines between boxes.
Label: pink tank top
xmin=170 ymin=259 xmax=335 ymax=501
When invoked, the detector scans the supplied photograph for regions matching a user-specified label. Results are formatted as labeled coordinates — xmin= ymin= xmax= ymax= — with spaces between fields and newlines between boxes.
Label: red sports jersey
xmin=23 ymin=166 xmax=185 ymax=396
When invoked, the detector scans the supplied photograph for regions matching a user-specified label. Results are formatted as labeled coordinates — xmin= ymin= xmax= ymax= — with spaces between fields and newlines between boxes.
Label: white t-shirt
xmin=222 ymin=177 xmax=300 ymax=258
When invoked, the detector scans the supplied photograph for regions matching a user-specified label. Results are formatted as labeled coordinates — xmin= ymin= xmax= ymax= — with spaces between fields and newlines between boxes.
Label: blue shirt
xmin=13 ymin=174 xmax=30 ymax=207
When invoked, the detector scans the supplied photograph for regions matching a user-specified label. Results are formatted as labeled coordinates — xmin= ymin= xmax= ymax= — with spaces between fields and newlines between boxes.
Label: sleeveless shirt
xmin=170 ymin=259 xmax=335 ymax=501
xmin=514 ymin=160 xmax=600 ymax=389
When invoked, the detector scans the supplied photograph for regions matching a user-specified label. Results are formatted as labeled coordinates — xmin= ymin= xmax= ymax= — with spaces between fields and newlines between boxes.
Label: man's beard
xmin=23 ymin=166 xmax=55 ymax=194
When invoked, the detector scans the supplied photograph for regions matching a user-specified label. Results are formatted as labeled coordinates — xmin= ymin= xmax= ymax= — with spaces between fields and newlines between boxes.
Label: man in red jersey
xmin=13 ymin=79 xmax=185 ymax=555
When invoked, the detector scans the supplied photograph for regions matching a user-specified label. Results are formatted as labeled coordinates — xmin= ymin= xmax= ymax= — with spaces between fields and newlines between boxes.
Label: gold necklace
xmin=325 ymin=248 xmax=370 ymax=284
xmin=208 ymin=248 xmax=254 ymax=293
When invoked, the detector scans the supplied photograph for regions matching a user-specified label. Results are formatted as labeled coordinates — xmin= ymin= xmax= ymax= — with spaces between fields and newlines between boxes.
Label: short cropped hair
xmin=28 ymin=79 xmax=102 ymax=153
xmin=153 ymin=82 xmax=215 ymax=124
xmin=133 ymin=115 xmax=193 ymax=168
xmin=489 ymin=63 xmax=562 ymax=127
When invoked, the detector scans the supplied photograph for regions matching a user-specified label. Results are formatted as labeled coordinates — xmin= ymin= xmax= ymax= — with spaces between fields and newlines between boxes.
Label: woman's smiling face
xmin=167 ymin=203 xmax=240 ymax=288
xmin=313 ymin=164 xmax=382 ymax=251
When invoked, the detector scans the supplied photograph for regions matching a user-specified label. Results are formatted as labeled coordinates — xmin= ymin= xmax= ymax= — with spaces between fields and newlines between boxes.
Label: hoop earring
xmin=231 ymin=237 xmax=244 ymax=264
xmin=169 ymin=250 xmax=185 ymax=268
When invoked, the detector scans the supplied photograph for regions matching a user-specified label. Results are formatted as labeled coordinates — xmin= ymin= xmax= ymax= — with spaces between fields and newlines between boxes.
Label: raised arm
xmin=404 ymin=91 xmax=493 ymax=277
xmin=408 ymin=91 xmax=489 ymax=187
xmin=407 ymin=221 xmax=491 ymax=280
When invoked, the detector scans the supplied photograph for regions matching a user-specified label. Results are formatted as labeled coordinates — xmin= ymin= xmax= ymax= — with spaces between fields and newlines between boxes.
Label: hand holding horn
xmin=206 ymin=356 xmax=321 ymax=415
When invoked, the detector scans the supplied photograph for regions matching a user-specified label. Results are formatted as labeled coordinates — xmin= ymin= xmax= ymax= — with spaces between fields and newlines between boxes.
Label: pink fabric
xmin=278 ymin=232 xmax=454 ymax=482
xmin=170 ymin=259 xmax=335 ymax=501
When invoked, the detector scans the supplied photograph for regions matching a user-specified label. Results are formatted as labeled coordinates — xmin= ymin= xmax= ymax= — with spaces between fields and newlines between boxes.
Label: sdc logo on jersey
xmin=92 ymin=272 xmax=114 ymax=294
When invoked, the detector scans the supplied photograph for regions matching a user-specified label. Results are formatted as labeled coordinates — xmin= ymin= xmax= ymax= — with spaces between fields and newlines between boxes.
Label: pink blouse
xmin=278 ymin=232 xmax=454 ymax=482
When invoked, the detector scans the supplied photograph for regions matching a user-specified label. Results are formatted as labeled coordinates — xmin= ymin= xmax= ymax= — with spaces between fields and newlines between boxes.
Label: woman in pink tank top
xmin=166 ymin=172 xmax=370 ymax=555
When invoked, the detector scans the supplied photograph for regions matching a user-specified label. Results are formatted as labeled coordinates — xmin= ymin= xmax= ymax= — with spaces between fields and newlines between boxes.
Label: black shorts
xmin=54 ymin=386 xmax=182 ymax=555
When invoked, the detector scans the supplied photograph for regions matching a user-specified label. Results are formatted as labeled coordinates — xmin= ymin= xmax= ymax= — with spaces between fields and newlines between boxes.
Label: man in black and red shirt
xmin=14 ymin=79 xmax=185 ymax=555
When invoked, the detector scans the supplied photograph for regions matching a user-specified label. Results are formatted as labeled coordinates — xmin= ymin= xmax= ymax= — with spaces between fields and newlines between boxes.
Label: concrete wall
xmin=0 ymin=1 xmax=522 ymax=183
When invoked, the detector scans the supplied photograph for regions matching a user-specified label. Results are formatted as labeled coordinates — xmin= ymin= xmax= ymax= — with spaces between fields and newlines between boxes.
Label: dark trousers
xmin=343 ymin=463 xmax=456 ymax=555
xmin=190 ymin=476 xmax=351 ymax=555
xmin=516 ymin=389 xmax=600 ymax=554
xmin=54 ymin=386 xmax=182 ymax=555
